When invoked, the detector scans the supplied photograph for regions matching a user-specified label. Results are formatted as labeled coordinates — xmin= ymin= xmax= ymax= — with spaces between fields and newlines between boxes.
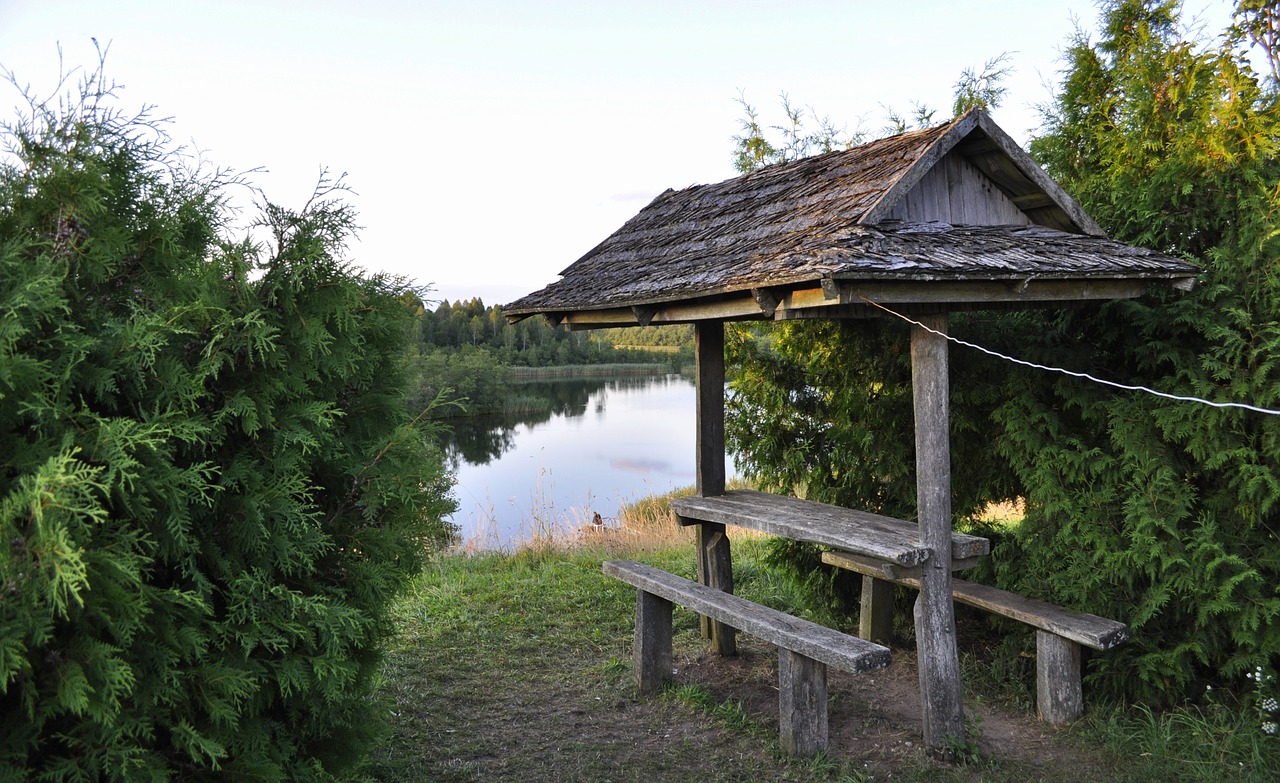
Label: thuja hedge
xmin=727 ymin=0 xmax=1280 ymax=706
xmin=0 ymin=66 xmax=456 ymax=779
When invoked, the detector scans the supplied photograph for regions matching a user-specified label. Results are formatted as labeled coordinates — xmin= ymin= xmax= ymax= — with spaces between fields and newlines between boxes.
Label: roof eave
xmin=511 ymin=272 xmax=1198 ymax=329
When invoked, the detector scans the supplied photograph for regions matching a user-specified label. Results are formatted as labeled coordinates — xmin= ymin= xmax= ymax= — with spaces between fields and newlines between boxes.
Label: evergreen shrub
xmin=0 ymin=61 xmax=456 ymax=780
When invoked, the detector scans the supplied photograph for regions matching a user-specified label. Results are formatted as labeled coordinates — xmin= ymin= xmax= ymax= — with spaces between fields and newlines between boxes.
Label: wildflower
xmin=1264 ymin=698 xmax=1279 ymax=713
xmin=1263 ymin=722 xmax=1278 ymax=736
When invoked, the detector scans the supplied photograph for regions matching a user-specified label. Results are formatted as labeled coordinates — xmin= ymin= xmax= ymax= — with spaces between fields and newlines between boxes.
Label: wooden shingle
xmin=506 ymin=109 xmax=1198 ymax=327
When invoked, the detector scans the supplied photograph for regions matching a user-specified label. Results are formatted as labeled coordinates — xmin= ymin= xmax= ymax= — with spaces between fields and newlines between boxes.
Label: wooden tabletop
xmin=671 ymin=489 xmax=989 ymax=568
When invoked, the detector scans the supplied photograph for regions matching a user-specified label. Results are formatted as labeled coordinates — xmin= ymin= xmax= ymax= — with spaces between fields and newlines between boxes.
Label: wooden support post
xmin=859 ymin=575 xmax=895 ymax=645
xmin=1036 ymin=630 xmax=1084 ymax=724
xmin=634 ymin=590 xmax=673 ymax=694
xmin=694 ymin=321 xmax=736 ymax=655
xmin=778 ymin=648 xmax=829 ymax=756
xmin=910 ymin=313 xmax=965 ymax=750
xmin=695 ymin=321 xmax=726 ymax=496
xmin=696 ymin=522 xmax=737 ymax=655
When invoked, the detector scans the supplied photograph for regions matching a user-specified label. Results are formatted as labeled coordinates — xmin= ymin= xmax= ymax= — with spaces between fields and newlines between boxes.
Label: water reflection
xmin=437 ymin=377 xmax=614 ymax=466
xmin=442 ymin=374 xmax=711 ymax=550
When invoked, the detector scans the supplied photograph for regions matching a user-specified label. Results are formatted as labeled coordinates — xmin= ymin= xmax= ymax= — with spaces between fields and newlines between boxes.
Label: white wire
xmin=860 ymin=298 xmax=1280 ymax=417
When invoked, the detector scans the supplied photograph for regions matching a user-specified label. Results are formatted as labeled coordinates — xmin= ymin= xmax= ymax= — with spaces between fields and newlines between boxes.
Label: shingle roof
xmin=505 ymin=109 xmax=1198 ymax=325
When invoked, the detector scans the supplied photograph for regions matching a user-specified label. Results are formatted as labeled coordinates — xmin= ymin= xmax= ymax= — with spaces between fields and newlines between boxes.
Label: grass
xmin=368 ymin=489 xmax=1280 ymax=782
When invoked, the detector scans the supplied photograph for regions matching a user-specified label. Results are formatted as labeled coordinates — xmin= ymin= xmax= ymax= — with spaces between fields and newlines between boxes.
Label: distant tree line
xmin=405 ymin=297 xmax=694 ymax=416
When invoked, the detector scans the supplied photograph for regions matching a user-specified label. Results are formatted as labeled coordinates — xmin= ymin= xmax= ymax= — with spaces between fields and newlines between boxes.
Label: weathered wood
xmin=821 ymin=550 xmax=1129 ymax=650
xmin=693 ymin=321 xmax=734 ymax=653
xmin=696 ymin=522 xmax=737 ymax=655
xmin=631 ymin=305 xmax=657 ymax=326
xmin=859 ymin=574 xmax=895 ymax=645
xmin=634 ymin=589 xmax=673 ymax=694
xmin=607 ymin=560 xmax=889 ymax=757
xmin=827 ymin=549 xmax=980 ymax=581
xmin=911 ymin=313 xmax=965 ymax=749
xmin=957 ymin=113 xmax=1106 ymax=236
xmin=779 ymin=649 xmax=828 ymax=756
xmin=888 ymin=154 xmax=1033 ymax=227
xmin=672 ymin=489 xmax=989 ymax=567
xmin=752 ymin=287 xmax=780 ymax=317
xmin=694 ymin=321 xmax=725 ymax=497
xmin=787 ymin=277 xmax=1163 ymax=310
xmin=1036 ymin=630 xmax=1084 ymax=724
xmin=603 ymin=560 xmax=891 ymax=675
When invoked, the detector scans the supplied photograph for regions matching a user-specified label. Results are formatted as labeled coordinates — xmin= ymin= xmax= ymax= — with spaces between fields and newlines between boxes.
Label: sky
xmin=0 ymin=0 xmax=1239 ymax=306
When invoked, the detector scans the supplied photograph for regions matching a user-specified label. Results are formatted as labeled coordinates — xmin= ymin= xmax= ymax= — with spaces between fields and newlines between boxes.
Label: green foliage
xmin=408 ymin=298 xmax=687 ymax=416
xmin=725 ymin=0 xmax=1280 ymax=706
xmin=732 ymin=92 xmax=860 ymax=174
xmin=952 ymin=53 xmax=1013 ymax=116
xmin=995 ymin=0 xmax=1280 ymax=702
xmin=0 ymin=59 xmax=456 ymax=780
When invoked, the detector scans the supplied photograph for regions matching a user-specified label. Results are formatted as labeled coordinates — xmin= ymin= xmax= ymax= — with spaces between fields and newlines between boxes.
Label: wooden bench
xmin=604 ymin=559 xmax=890 ymax=756
xmin=822 ymin=549 xmax=1128 ymax=724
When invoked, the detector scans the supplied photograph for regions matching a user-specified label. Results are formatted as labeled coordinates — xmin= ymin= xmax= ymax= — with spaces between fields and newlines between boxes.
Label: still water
xmin=440 ymin=374 xmax=725 ymax=550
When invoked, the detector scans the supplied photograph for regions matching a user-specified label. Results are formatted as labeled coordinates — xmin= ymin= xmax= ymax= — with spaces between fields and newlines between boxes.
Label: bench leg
xmin=778 ymin=649 xmax=828 ymax=756
xmin=859 ymin=575 xmax=895 ymax=645
xmin=635 ymin=590 xmax=673 ymax=694
xmin=1036 ymin=630 xmax=1084 ymax=724
xmin=696 ymin=522 xmax=737 ymax=656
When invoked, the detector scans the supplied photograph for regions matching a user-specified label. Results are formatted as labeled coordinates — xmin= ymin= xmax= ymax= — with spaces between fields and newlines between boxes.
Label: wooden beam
xmin=631 ymin=305 xmax=657 ymax=326
xmin=694 ymin=321 xmax=734 ymax=655
xmin=779 ymin=278 xmax=1172 ymax=316
xmin=695 ymin=321 xmax=726 ymax=496
xmin=752 ymin=287 xmax=780 ymax=318
xmin=910 ymin=313 xmax=965 ymax=750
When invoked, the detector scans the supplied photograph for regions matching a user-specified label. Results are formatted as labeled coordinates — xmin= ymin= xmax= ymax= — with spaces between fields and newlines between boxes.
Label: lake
xmin=439 ymin=374 xmax=729 ymax=550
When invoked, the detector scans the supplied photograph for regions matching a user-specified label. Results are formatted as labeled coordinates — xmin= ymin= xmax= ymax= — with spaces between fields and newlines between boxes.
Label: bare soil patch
xmin=672 ymin=634 xmax=1112 ymax=782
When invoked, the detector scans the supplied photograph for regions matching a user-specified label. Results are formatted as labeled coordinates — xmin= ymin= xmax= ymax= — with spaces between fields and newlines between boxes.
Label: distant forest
xmin=406 ymin=297 xmax=694 ymax=416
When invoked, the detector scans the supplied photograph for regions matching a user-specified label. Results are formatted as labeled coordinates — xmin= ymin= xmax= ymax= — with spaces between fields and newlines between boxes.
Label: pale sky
xmin=0 ymin=0 xmax=1237 ymax=306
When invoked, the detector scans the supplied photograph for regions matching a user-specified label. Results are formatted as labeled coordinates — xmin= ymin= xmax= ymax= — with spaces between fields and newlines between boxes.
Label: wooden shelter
xmin=505 ymin=108 xmax=1198 ymax=750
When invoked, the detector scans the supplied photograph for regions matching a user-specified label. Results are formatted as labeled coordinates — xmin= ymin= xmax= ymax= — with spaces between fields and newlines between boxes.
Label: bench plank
xmin=822 ymin=550 xmax=1128 ymax=650
xmin=604 ymin=560 xmax=890 ymax=674
xmin=671 ymin=490 xmax=989 ymax=567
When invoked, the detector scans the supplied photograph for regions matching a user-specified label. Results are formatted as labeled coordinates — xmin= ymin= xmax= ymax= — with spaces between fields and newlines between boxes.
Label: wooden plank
xmin=778 ymin=649 xmax=828 ymax=756
xmin=822 ymin=550 xmax=1129 ymax=650
xmin=672 ymin=489 xmax=989 ymax=565
xmin=911 ymin=313 xmax=965 ymax=749
xmin=1036 ymin=630 xmax=1084 ymax=724
xmin=603 ymin=560 xmax=891 ymax=674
